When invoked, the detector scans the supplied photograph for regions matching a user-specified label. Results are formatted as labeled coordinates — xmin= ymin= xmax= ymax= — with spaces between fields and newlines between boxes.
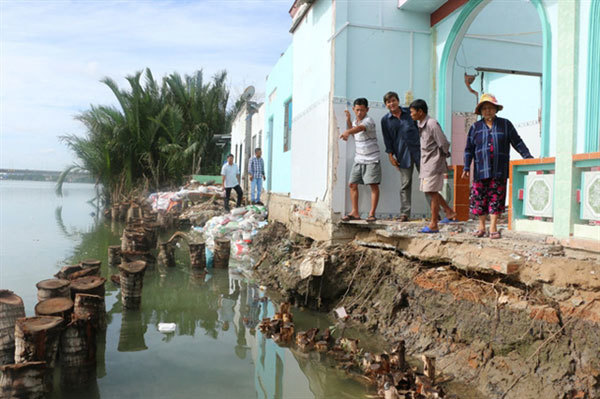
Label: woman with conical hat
xmin=461 ymin=94 xmax=533 ymax=239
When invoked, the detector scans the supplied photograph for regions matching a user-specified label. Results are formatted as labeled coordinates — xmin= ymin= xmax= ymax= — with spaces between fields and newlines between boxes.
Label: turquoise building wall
xmin=260 ymin=0 xmax=598 ymax=240
xmin=333 ymin=0 xmax=432 ymax=103
xmin=264 ymin=44 xmax=293 ymax=195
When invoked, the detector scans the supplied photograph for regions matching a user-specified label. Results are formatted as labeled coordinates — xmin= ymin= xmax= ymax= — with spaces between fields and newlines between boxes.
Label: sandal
xmin=473 ymin=229 xmax=487 ymax=238
xmin=341 ymin=214 xmax=361 ymax=222
xmin=419 ymin=226 xmax=439 ymax=233
xmin=489 ymin=231 xmax=501 ymax=239
xmin=439 ymin=217 xmax=458 ymax=224
xmin=366 ymin=216 xmax=377 ymax=222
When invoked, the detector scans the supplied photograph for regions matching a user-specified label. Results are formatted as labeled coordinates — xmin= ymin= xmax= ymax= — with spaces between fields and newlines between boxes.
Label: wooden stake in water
xmin=59 ymin=313 xmax=97 ymax=388
xmin=213 ymin=238 xmax=231 ymax=269
xmin=69 ymin=276 xmax=106 ymax=300
xmin=81 ymin=259 xmax=101 ymax=276
xmin=158 ymin=242 xmax=176 ymax=268
xmin=54 ymin=264 xmax=83 ymax=280
xmin=15 ymin=317 xmax=63 ymax=368
xmin=74 ymin=293 xmax=106 ymax=330
xmin=0 ymin=361 xmax=47 ymax=399
xmin=35 ymin=278 xmax=70 ymax=302
xmin=111 ymin=204 xmax=119 ymax=222
xmin=34 ymin=297 xmax=73 ymax=321
xmin=189 ymin=242 xmax=206 ymax=269
xmin=108 ymin=245 xmax=122 ymax=267
xmin=119 ymin=260 xmax=147 ymax=309
xmin=0 ymin=290 xmax=25 ymax=366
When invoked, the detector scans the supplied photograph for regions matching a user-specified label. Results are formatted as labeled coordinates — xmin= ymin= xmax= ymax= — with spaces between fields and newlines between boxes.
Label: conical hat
xmin=475 ymin=93 xmax=503 ymax=115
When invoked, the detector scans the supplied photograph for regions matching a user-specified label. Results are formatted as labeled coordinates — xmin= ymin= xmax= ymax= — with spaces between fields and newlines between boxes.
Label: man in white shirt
xmin=221 ymin=154 xmax=243 ymax=211
xmin=339 ymin=97 xmax=381 ymax=222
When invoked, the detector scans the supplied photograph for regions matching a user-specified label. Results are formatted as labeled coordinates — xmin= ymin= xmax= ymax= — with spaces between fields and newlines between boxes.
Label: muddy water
xmin=1 ymin=181 xmax=374 ymax=399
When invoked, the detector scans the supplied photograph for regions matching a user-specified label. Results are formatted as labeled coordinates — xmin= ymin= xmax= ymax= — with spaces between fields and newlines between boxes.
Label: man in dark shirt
xmin=381 ymin=91 xmax=421 ymax=220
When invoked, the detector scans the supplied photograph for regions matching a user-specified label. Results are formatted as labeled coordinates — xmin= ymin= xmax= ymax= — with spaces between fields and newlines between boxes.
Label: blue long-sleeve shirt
xmin=248 ymin=156 xmax=265 ymax=179
xmin=381 ymin=108 xmax=421 ymax=169
xmin=463 ymin=117 xmax=533 ymax=181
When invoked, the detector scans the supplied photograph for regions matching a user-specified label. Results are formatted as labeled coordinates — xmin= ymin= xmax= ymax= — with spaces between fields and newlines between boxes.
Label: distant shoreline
xmin=0 ymin=169 xmax=93 ymax=183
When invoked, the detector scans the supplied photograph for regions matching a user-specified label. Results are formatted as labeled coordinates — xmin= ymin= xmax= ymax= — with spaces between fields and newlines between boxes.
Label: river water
xmin=0 ymin=181 xmax=374 ymax=399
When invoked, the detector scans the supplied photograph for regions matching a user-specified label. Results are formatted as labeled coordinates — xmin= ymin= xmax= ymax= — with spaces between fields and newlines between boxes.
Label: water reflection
xmin=56 ymin=217 xmax=371 ymax=398
xmin=110 ymin=263 xmax=371 ymax=398
xmin=118 ymin=308 xmax=148 ymax=352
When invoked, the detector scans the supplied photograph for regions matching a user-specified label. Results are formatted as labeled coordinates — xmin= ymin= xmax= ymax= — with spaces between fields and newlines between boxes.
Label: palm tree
xmin=57 ymin=68 xmax=232 ymax=204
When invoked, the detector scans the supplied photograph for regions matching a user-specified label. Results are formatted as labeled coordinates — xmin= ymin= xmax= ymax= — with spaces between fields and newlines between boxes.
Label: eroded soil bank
xmin=251 ymin=222 xmax=600 ymax=399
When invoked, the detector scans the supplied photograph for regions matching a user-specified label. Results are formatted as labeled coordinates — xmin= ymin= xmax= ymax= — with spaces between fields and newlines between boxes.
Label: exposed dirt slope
xmin=252 ymin=222 xmax=599 ymax=399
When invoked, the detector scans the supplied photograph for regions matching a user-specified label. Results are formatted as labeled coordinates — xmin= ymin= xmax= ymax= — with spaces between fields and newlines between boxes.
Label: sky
xmin=0 ymin=0 xmax=293 ymax=171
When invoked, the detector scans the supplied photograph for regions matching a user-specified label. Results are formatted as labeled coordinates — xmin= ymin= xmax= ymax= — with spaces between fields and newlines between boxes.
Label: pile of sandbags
xmin=148 ymin=185 xmax=225 ymax=212
xmin=194 ymin=205 xmax=268 ymax=262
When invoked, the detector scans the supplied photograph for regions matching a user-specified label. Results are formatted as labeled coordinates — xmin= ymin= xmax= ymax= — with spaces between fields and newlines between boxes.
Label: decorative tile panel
xmin=523 ymin=174 xmax=554 ymax=217
xmin=581 ymin=171 xmax=600 ymax=221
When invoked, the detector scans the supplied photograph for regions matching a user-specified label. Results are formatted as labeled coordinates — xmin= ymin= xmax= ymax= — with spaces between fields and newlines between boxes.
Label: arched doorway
xmin=437 ymin=0 xmax=552 ymax=158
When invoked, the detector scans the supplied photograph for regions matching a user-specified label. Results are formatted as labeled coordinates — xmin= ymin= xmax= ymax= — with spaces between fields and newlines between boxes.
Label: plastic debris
xmin=158 ymin=323 xmax=176 ymax=333
xmin=334 ymin=306 xmax=348 ymax=319
xmin=197 ymin=205 xmax=269 ymax=262
xmin=148 ymin=185 xmax=225 ymax=212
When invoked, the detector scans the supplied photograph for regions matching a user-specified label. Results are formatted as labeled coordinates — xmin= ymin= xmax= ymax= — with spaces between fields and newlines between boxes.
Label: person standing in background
xmin=381 ymin=91 xmax=421 ymax=221
xmin=221 ymin=154 xmax=243 ymax=212
xmin=248 ymin=148 xmax=265 ymax=205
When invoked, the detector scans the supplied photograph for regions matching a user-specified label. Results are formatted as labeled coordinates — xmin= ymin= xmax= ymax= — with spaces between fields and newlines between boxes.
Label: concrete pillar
xmin=553 ymin=0 xmax=579 ymax=238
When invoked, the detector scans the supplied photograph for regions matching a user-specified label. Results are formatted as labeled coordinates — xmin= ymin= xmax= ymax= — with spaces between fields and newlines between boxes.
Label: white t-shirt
xmin=353 ymin=116 xmax=380 ymax=164
xmin=221 ymin=163 xmax=240 ymax=188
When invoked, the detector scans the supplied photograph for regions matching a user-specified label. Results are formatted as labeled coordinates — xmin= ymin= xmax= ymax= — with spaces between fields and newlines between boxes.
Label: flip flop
xmin=341 ymin=214 xmax=361 ymax=222
xmin=473 ymin=230 xmax=487 ymax=238
xmin=489 ymin=231 xmax=501 ymax=239
xmin=366 ymin=216 xmax=377 ymax=222
xmin=439 ymin=217 xmax=458 ymax=224
xmin=418 ymin=226 xmax=439 ymax=234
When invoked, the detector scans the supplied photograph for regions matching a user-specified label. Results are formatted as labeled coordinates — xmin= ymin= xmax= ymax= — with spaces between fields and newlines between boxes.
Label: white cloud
xmin=0 ymin=0 xmax=292 ymax=170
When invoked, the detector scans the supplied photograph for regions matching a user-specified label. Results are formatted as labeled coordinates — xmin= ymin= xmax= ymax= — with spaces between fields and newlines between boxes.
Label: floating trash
xmin=158 ymin=323 xmax=176 ymax=333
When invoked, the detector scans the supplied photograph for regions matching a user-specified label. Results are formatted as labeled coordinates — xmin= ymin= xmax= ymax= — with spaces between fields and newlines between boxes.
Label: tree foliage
xmin=57 ymin=68 xmax=231 ymax=204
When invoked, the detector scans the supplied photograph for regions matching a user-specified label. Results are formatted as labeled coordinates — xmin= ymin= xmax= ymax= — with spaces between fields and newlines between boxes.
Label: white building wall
xmin=251 ymin=104 xmax=265 ymax=154
xmin=290 ymin=0 xmax=333 ymax=202
xmin=230 ymin=109 xmax=247 ymax=174
xmin=229 ymin=103 xmax=264 ymax=180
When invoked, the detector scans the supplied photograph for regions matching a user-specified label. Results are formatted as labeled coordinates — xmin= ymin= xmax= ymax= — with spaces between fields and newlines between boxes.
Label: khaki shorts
xmin=420 ymin=174 xmax=444 ymax=192
xmin=349 ymin=162 xmax=381 ymax=185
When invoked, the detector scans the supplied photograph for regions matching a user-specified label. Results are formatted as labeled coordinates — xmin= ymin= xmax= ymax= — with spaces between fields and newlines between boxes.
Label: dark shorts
xmin=470 ymin=178 xmax=507 ymax=215
xmin=349 ymin=162 xmax=381 ymax=185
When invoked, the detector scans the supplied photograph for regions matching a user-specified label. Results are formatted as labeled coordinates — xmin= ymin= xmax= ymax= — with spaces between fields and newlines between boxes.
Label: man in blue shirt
xmin=248 ymin=148 xmax=266 ymax=205
xmin=381 ymin=91 xmax=421 ymax=220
